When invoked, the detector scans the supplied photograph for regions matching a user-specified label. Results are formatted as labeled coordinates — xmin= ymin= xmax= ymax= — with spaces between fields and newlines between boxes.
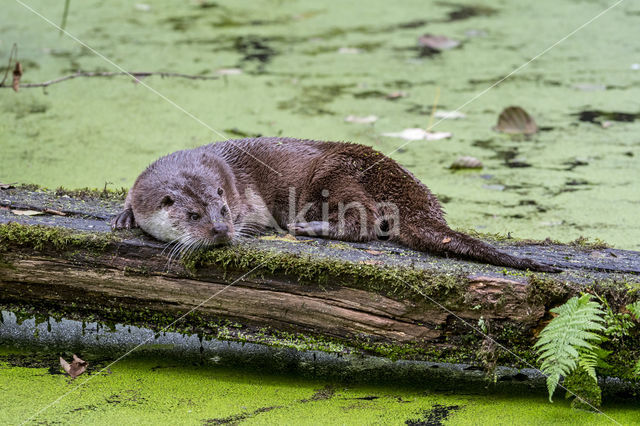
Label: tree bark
xmin=1 ymin=185 xmax=639 ymax=370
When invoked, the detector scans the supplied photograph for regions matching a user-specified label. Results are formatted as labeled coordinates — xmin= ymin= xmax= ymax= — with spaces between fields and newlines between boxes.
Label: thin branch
xmin=59 ymin=0 xmax=71 ymax=36
xmin=0 ymin=71 xmax=219 ymax=89
xmin=0 ymin=44 xmax=18 ymax=87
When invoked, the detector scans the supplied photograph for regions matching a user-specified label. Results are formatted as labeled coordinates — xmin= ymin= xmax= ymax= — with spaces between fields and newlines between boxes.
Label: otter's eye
xmin=220 ymin=205 xmax=228 ymax=217
xmin=217 ymin=187 xmax=224 ymax=196
xmin=189 ymin=212 xmax=201 ymax=221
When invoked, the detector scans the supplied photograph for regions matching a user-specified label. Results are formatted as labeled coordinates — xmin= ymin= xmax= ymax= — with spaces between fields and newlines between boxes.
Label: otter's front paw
xmin=287 ymin=221 xmax=329 ymax=236
xmin=111 ymin=208 xmax=137 ymax=230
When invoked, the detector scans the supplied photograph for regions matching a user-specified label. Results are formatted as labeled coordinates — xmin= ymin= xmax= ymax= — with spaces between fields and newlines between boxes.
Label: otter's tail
xmin=400 ymin=225 xmax=559 ymax=273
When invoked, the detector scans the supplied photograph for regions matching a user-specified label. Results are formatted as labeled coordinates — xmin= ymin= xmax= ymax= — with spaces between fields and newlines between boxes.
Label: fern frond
xmin=578 ymin=349 xmax=599 ymax=381
xmin=627 ymin=301 xmax=640 ymax=320
xmin=534 ymin=294 xmax=605 ymax=402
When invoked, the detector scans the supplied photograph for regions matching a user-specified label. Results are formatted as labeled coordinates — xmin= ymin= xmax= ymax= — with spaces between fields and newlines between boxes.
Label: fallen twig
xmin=0 ymin=71 xmax=219 ymax=89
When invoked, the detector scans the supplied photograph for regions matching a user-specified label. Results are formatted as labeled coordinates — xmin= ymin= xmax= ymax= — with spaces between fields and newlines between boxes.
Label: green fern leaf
xmin=627 ymin=301 xmax=640 ymax=320
xmin=578 ymin=349 xmax=599 ymax=381
xmin=534 ymin=294 xmax=605 ymax=402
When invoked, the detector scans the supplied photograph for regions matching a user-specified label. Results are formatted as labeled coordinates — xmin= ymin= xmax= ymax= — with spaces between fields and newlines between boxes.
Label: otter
xmin=112 ymin=137 xmax=558 ymax=272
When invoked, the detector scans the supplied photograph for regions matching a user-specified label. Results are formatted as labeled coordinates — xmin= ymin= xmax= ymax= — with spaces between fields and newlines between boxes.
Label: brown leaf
xmin=12 ymin=61 xmax=22 ymax=92
xmin=345 ymin=115 xmax=378 ymax=124
xmin=442 ymin=237 xmax=452 ymax=244
xmin=44 ymin=208 xmax=67 ymax=216
xmin=449 ymin=156 xmax=483 ymax=170
xmin=494 ymin=106 xmax=538 ymax=135
xmin=386 ymin=91 xmax=406 ymax=100
xmin=365 ymin=249 xmax=384 ymax=255
xmin=11 ymin=209 xmax=43 ymax=216
xmin=418 ymin=34 xmax=460 ymax=51
xmin=60 ymin=354 xmax=88 ymax=379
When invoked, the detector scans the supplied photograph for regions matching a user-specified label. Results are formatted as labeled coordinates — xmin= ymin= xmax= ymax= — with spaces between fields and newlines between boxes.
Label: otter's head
xmin=132 ymin=162 xmax=236 ymax=249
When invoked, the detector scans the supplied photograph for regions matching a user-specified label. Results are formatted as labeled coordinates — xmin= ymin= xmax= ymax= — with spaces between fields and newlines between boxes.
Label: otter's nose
xmin=211 ymin=223 xmax=229 ymax=236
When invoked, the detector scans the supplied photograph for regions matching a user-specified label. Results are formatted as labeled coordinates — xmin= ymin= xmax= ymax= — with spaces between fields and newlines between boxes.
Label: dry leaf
xmin=361 ymin=259 xmax=382 ymax=265
xmin=44 ymin=208 xmax=67 ymax=216
xmin=442 ymin=237 xmax=451 ymax=243
xmin=494 ymin=106 xmax=538 ymax=135
xmin=345 ymin=115 xmax=378 ymax=124
xmin=60 ymin=354 xmax=88 ymax=379
xmin=418 ymin=34 xmax=460 ymax=51
xmin=382 ymin=128 xmax=452 ymax=141
xmin=12 ymin=61 xmax=22 ymax=92
xmin=11 ymin=209 xmax=43 ymax=216
xmin=216 ymin=68 xmax=242 ymax=76
xmin=450 ymin=156 xmax=482 ymax=170
xmin=365 ymin=249 xmax=384 ymax=255
xmin=434 ymin=110 xmax=466 ymax=119
xmin=134 ymin=3 xmax=151 ymax=11
xmin=386 ymin=91 xmax=406 ymax=100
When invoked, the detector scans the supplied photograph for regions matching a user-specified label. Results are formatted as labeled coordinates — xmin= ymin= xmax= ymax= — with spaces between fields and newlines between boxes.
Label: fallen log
xmin=1 ymin=185 xmax=639 ymax=379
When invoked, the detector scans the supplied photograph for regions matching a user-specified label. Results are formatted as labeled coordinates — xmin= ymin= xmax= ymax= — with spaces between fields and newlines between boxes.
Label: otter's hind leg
xmin=288 ymin=207 xmax=377 ymax=242
xmin=288 ymin=184 xmax=378 ymax=242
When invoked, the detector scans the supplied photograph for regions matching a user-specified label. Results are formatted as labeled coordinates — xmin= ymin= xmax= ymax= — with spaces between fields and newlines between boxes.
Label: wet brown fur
xmin=112 ymin=137 xmax=558 ymax=272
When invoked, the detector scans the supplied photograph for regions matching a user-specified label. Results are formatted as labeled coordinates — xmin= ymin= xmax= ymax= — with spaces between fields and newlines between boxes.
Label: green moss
xmin=11 ymin=183 xmax=127 ymax=201
xmin=52 ymin=186 xmax=128 ymax=201
xmin=183 ymin=244 xmax=467 ymax=304
xmin=563 ymin=367 xmax=602 ymax=411
xmin=526 ymin=273 xmax=573 ymax=307
xmin=0 ymin=222 xmax=116 ymax=252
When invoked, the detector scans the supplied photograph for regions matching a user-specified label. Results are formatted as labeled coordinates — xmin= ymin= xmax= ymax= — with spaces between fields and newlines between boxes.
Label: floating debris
xmin=215 ymin=68 xmax=243 ymax=76
xmin=434 ymin=110 xmax=466 ymax=119
xmin=345 ymin=115 xmax=378 ymax=124
xmin=386 ymin=91 xmax=407 ymax=100
xmin=482 ymin=184 xmax=505 ymax=191
xmin=418 ymin=34 xmax=461 ymax=51
xmin=382 ymin=128 xmax=452 ymax=141
xmin=494 ymin=106 xmax=538 ymax=135
xmin=60 ymin=355 xmax=88 ymax=379
xmin=575 ymin=110 xmax=640 ymax=124
xmin=134 ymin=3 xmax=151 ymax=11
xmin=450 ymin=156 xmax=482 ymax=170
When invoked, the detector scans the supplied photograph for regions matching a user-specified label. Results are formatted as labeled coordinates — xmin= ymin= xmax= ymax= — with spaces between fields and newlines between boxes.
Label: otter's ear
xmin=160 ymin=195 xmax=174 ymax=208
xmin=217 ymin=187 xmax=224 ymax=196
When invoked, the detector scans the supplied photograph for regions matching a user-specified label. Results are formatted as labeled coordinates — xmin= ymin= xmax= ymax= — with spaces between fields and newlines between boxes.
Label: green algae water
xmin=1 ymin=348 xmax=639 ymax=425
xmin=2 ymin=0 xmax=640 ymax=423
xmin=1 ymin=0 xmax=639 ymax=249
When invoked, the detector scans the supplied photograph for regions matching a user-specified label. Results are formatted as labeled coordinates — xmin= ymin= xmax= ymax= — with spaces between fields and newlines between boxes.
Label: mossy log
xmin=1 ymin=185 xmax=639 ymax=372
